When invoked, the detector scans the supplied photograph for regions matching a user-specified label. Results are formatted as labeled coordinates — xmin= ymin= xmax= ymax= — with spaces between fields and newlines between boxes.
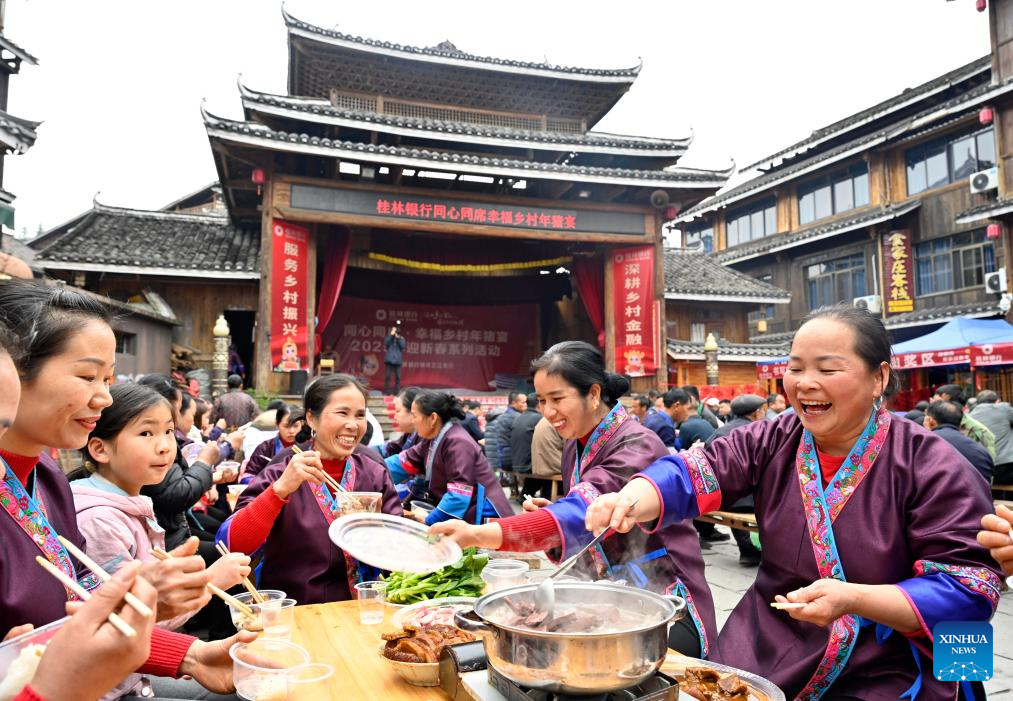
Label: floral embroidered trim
xmin=666 ymin=578 xmax=710 ymax=658
xmin=574 ymin=403 xmax=629 ymax=486
xmin=914 ymin=560 xmax=1002 ymax=610
xmin=569 ymin=481 xmax=610 ymax=578
xmin=797 ymin=615 xmax=860 ymax=701
xmin=680 ymin=448 xmax=722 ymax=515
xmin=309 ymin=458 xmax=366 ymax=596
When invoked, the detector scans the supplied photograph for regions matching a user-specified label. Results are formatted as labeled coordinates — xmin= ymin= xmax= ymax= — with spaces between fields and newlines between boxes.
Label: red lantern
xmin=987 ymin=223 xmax=1002 ymax=240
xmin=251 ymin=168 xmax=266 ymax=185
xmin=663 ymin=205 xmax=679 ymax=222
xmin=977 ymin=0 xmax=987 ymax=12
xmin=980 ymin=107 xmax=994 ymax=125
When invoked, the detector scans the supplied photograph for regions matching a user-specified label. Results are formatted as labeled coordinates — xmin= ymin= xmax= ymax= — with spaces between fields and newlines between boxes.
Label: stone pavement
xmin=699 ymin=530 xmax=1013 ymax=697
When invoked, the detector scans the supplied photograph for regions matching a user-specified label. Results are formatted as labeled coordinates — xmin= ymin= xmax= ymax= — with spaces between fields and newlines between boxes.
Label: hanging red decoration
xmin=980 ymin=107 xmax=994 ymax=125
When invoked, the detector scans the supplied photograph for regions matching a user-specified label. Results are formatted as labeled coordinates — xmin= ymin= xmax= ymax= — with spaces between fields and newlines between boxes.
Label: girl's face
xmin=277 ymin=413 xmax=303 ymax=444
xmin=306 ymin=385 xmax=366 ymax=460
xmin=394 ymin=396 xmax=416 ymax=433
xmin=534 ymin=369 xmax=600 ymax=440
xmin=7 ymin=319 xmax=115 ymax=454
xmin=89 ymin=402 xmax=176 ymax=496
xmin=410 ymin=402 xmax=441 ymax=440
xmin=177 ymin=401 xmax=197 ymax=435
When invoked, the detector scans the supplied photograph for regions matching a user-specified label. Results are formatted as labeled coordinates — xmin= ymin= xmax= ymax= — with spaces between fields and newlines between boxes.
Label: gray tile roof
xmin=283 ymin=8 xmax=640 ymax=80
xmin=882 ymin=300 xmax=1001 ymax=329
xmin=954 ymin=198 xmax=1013 ymax=225
xmin=31 ymin=202 xmax=259 ymax=274
xmin=748 ymin=330 xmax=795 ymax=345
xmin=0 ymin=108 xmax=39 ymax=153
xmin=745 ymin=56 xmax=990 ymax=172
xmin=712 ymin=202 xmax=921 ymax=265
xmin=663 ymin=250 xmax=790 ymax=302
xmin=680 ymin=77 xmax=1006 ymax=221
xmin=667 ymin=338 xmax=789 ymax=361
xmin=240 ymin=83 xmax=691 ymax=155
xmin=204 ymin=109 xmax=732 ymax=188
xmin=0 ymin=33 xmax=38 ymax=66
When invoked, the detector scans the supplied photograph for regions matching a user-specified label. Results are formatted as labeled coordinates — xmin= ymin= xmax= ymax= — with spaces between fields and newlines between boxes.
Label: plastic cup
xmin=226 ymin=483 xmax=249 ymax=511
xmin=286 ymin=663 xmax=335 ymax=701
xmin=411 ymin=500 xmax=435 ymax=520
xmin=354 ymin=581 xmax=388 ymax=625
xmin=481 ymin=559 xmax=529 ymax=593
xmin=259 ymin=598 xmax=296 ymax=640
xmin=227 ymin=590 xmax=287 ymax=634
xmin=230 ymin=638 xmax=309 ymax=701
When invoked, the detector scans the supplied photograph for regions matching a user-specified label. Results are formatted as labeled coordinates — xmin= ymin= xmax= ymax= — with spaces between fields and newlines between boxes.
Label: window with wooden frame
xmin=914 ymin=229 xmax=995 ymax=295
xmin=905 ymin=126 xmax=995 ymax=196
xmin=725 ymin=199 xmax=777 ymax=248
xmin=797 ymin=163 xmax=870 ymax=225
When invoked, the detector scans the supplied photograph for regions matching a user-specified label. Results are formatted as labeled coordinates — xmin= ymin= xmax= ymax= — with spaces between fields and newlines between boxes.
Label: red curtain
xmin=572 ymin=255 xmax=605 ymax=348
xmin=315 ymin=227 xmax=351 ymax=354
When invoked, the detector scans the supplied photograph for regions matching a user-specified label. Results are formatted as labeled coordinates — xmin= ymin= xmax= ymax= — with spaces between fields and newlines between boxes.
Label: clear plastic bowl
xmin=227 ymin=590 xmax=288 ymax=633
xmin=338 ymin=491 xmax=382 ymax=516
xmin=410 ymin=500 xmax=435 ymax=520
xmin=0 ymin=617 xmax=67 ymax=695
xmin=480 ymin=558 xmax=529 ymax=593
xmin=230 ymin=638 xmax=309 ymax=701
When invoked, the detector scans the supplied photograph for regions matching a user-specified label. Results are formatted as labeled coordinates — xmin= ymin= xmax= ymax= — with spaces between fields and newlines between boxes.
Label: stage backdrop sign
xmin=270 ymin=220 xmax=310 ymax=372
xmin=323 ymin=297 xmax=536 ymax=390
xmin=612 ymin=246 xmax=657 ymax=377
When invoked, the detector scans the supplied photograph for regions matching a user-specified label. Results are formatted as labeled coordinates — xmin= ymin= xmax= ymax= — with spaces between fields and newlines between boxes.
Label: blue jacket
xmin=932 ymin=425 xmax=994 ymax=485
xmin=384 ymin=334 xmax=406 ymax=365
xmin=643 ymin=410 xmax=676 ymax=448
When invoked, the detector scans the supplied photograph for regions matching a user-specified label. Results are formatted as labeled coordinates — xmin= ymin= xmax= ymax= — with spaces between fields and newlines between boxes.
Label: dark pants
xmin=384 ymin=363 xmax=401 ymax=395
xmin=995 ymin=462 xmax=1013 ymax=499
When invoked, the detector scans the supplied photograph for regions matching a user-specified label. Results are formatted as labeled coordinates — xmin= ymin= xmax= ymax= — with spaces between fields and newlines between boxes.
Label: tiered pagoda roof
xmin=207 ymin=10 xmax=732 ymax=226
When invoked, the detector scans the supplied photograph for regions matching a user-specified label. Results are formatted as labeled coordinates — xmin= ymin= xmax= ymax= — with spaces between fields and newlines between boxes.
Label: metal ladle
xmin=533 ymin=497 xmax=639 ymax=618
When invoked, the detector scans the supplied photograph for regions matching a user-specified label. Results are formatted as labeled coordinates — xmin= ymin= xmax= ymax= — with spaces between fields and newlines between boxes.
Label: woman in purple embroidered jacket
xmin=222 ymin=374 xmax=403 ymax=604
xmin=377 ymin=387 xmax=421 ymax=459
xmin=385 ymin=391 xmax=511 ymax=525
xmin=241 ymin=404 xmax=306 ymax=483
xmin=431 ymin=342 xmax=715 ymax=658
xmin=587 ymin=306 xmax=1002 ymax=701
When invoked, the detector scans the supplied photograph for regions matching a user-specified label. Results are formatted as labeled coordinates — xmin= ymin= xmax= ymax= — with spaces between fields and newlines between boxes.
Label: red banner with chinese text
xmin=970 ymin=342 xmax=1013 ymax=367
xmin=270 ymin=220 xmax=310 ymax=372
xmin=757 ymin=359 xmax=789 ymax=380
xmin=893 ymin=347 xmax=971 ymax=370
xmin=612 ymin=246 xmax=657 ymax=377
xmin=321 ymin=298 xmax=536 ymax=390
xmin=881 ymin=230 xmax=914 ymax=315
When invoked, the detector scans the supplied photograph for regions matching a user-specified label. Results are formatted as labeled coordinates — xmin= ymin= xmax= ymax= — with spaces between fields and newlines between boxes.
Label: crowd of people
xmin=1 ymin=278 xmax=1012 ymax=701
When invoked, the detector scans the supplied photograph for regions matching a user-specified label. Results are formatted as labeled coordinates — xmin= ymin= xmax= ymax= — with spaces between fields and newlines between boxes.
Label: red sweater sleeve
xmin=13 ymin=686 xmax=47 ymax=701
xmin=497 ymin=508 xmax=561 ymax=552
xmin=138 ymin=628 xmax=196 ymax=677
xmin=227 ymin=485 xmax=288 ymax=553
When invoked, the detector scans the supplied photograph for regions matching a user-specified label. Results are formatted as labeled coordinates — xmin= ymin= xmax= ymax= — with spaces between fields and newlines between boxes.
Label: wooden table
xmin=291 ymin=600 xmax=451 ymax=701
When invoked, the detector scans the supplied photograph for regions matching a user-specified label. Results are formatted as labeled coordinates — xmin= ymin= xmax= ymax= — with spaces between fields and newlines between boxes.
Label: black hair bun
xmin=604 ymin=372 xmax=630 ymax=402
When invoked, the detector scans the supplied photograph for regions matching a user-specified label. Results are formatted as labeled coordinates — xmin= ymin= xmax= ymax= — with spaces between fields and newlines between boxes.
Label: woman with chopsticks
xmin=0 ymin=279 xmax=254 ymax=700
xmin=222 ymin=374 xmax=402 ymax=604
xmin=429 ymin=342 xmax=714 ymax=658
xmin=386 ymin=390 xmax=512 ymax=525
xmin=585 ymin=306 xmax=1002 ymax=701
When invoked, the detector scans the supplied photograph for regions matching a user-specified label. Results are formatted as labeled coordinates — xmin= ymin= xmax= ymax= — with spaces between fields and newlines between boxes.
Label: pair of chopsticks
xmin=215 ymin=542 xmax=265 ymax=604
xmin=35 ymin=536 xmax=156 ymax=638
xmin=291 ymin=444 xmax=347 ymax=495
xmin=149 ymin=547 xmax=256 ymax=619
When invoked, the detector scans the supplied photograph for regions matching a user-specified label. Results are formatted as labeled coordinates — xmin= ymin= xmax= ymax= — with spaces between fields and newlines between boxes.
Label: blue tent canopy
xmin=890 ymin=317 xmax=1013 ymax=356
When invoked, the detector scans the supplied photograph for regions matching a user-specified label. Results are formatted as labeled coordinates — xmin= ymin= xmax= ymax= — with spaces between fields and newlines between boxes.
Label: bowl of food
xmin=227 ymin=590 xmax=287 ymax=633
xmin=338 ymin=491 xmax=381 ymax=516
xmin=0 ymin=617 xmax=67 ymax=701
xmin=410 ymin=500 xmax=435 ymax=521
xmin=379 ymin=624 xmax=476 ymax=687
xmin=391 ymin=597 xmax=477 ymax=630
xmin=230 ymin=638 xmax=309 ymax=701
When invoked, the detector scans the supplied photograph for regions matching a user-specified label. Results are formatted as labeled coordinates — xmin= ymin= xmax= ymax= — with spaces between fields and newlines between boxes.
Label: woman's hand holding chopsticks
xmin=137 ymin=536 xmax=212 ymax=621
xmin=273 ymin=448 xmax=329 ymax=499
xmin=31 ymin=561 xmax=158 ymax=701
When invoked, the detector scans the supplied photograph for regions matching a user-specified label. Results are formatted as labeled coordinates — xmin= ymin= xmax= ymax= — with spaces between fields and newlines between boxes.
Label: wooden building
xmin=0 ymin=28 xmax=37 ymax=233
xmin=662 ymin=248 xmax=789 ymax=388
xmin=203 ymin=9 xmax=731 ymax=393
xmin=676 ymin=54 xmax=1013 ymax=404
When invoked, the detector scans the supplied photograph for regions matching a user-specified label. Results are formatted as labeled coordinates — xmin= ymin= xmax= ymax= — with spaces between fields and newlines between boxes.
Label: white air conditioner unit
xmin=985 ymin=268 xmax=1008 ymax=294
xmin=853 ymin=295 xmax=882 ymax=314
xmin=970 ymin=167 xmax=999 ymax=194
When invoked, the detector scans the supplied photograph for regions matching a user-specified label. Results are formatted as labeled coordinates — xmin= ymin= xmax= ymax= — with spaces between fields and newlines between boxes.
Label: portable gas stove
xmin=485 ymin=666 xmax=682 ymax=701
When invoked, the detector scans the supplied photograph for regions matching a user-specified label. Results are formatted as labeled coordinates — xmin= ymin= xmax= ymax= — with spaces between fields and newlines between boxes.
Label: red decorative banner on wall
xmin=321 ymin=297 xmax=537 ymax=390
xmin=881 ymin=230 xmax=914 ymax=315
xmin=970 ymin=342 xmax=1013 ymax=367
xmin=270 ymin=220 xmax=310 ymax=372
xmin=612 ymin=246 xmax=657 ymax=377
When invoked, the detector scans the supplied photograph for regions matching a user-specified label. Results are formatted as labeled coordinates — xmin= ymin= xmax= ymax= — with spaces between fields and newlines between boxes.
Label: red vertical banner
xmin=271 ymin=219 xmax=310 ymax=372
xmin=612 ymin=246 xmax=657 ymax=377
xmin=881 ymin=230 xmax=914 ymax=315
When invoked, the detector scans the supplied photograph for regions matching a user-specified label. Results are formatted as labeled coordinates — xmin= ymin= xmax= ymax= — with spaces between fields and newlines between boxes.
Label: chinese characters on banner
xmin=881 ymin=230 xmax=914 ymax=314
xmin=971 ymin=342 xmax=1013 ymax=367
xmin=270 ymin=220 xmax=309 ymax=372
xmin=377 ymin=198 xmax=578 ymax=230
xmin=756 ymin=359 xmax=789 ymax=380
xmin=322 ymin=297 xmax=536 ymax=390
xmin=612 ymin=246 xmax=657 ymax=377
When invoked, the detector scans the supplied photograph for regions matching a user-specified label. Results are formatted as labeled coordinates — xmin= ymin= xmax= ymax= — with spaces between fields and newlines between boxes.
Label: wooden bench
xmin=695 ymin=510 xmax=759 ymax=533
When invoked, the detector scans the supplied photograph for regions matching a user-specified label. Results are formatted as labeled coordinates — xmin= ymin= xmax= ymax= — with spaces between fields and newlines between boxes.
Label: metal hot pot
xmin=454 ymin=581 xmax=686 ymax=695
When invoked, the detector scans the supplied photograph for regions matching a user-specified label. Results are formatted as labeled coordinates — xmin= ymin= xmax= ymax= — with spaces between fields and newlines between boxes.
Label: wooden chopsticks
xmin=215 ymin=541 xmax=265 ymax=604
xmin=770 ymin=602 xmax=807 ymax=610
xmin=57 ymin=536 xmax=153 ymax=618
xmin=291 ymin=444 xmax=347 ymax=494
xmin=35 ymin=556 xmax=137 ymax=637
xmin=150 ymin=547 xmax=256 ymax=618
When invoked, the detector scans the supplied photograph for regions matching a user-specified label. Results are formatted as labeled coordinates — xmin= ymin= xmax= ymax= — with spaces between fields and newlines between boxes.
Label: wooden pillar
xmin=604 ymin=249 xmax=616 ymax=373
xmin=254 ymin=177 xmax=275 ymax=392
